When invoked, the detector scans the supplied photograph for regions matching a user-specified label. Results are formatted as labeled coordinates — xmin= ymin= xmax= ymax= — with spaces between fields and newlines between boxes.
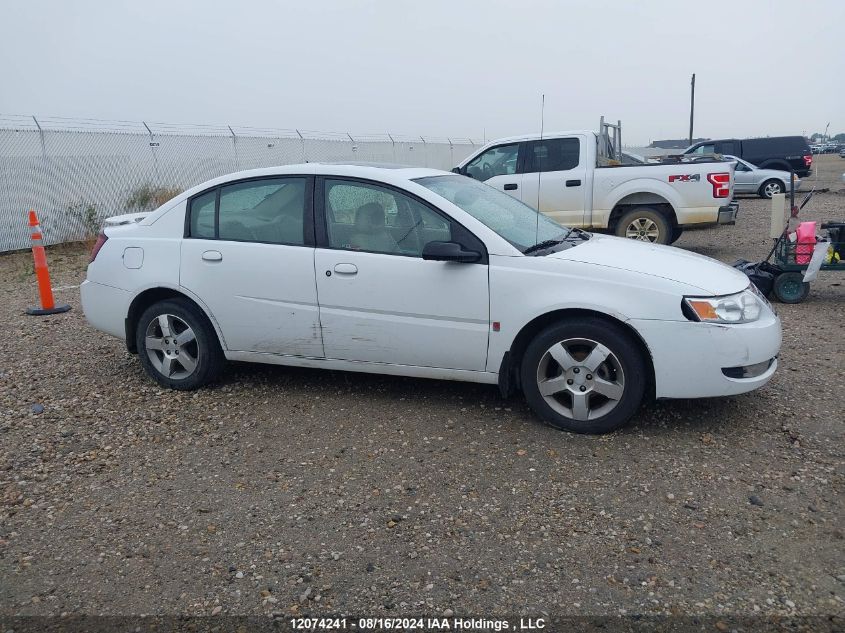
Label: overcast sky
xmin=1 ymin=0 xmax=842 ymax=145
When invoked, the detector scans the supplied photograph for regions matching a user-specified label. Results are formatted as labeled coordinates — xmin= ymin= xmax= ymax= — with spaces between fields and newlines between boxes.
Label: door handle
xmin=503 ymin=183 xmax=518 ymax=191
xmin=201 ymin=250 xmax=223 ymax=262
xmin=566 ymin=179 xmax=581 ymax=187
xmin=333 ymin=263 xmax=358 ymax=275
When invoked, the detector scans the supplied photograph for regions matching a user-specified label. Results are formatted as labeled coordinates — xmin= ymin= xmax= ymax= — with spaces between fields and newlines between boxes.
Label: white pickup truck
xmin=453 ymin=127 xmax=738 ymax=245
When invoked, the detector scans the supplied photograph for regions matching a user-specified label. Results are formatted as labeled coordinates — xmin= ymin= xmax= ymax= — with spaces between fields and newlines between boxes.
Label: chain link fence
xmin=0 ymin=115 xmax=481 ymax=252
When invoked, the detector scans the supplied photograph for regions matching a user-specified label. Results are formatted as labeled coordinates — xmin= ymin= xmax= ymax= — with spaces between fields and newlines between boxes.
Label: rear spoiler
xmin=103 ymin=212 xmax=149 ymax=227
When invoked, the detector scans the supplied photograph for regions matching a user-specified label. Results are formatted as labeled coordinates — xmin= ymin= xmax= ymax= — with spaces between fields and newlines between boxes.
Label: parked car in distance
xmin=684 ymin=136 xmax=812 ymax=177
xmin=840 ymin=148 xmax=845 ymax=159
xmin=726 ymin=155 xmax=801 ymax=198
xmin=81 ymin=164 xmax=781 ymax=435
xmin=453 ymin=130 xmax=738 ymax=246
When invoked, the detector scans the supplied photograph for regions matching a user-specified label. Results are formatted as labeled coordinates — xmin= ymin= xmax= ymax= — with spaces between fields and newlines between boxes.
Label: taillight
xmin=803 ymin=154 xmax=812 ymax=167
xmin=90 ymin=232 xmax=108 ymax=262
xmin=706 ymin=172 xmax=731 ymax=198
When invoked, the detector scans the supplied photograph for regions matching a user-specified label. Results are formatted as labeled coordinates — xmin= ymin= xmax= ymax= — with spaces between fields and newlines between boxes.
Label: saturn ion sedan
xmin=81 ymin=164 xmax=781 ymax=434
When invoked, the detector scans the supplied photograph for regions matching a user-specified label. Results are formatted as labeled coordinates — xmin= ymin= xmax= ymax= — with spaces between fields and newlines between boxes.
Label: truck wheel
xmin=772 ymin=272 xmax=810 ymax=304
xmin=520 ymin=318 xmax=647 ymax=434
xmin=615 ymin=208 xmax=672 ymax=245
xmin=759 ymin=179 xmax=784 ymax=199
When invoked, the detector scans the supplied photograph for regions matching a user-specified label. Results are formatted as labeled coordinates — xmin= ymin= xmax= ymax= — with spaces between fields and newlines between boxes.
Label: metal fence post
xmin=142 ymin=121 xmax=161 ymax=182
xmin=296 ymin=129 xmax=305 ymax=162
xmin=228 ymin=125 xmax=240 ymax=170
xmin=31 ymin=116 xmax=53 ymax=239
xmin=388 ymin=133 xmax=396 ymax=163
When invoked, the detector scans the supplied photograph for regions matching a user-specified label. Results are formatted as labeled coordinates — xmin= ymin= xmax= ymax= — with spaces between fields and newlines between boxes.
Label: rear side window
xmin=189 ymin=190 xmax=216 ymax=239
xmin=188 ymin=177 xmax=308 ymax=244
xmin=525 ymin=138 xmax=580 ymax=172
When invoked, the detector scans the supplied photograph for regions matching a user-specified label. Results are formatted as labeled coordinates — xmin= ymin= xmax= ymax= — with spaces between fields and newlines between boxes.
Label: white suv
xmin=81 ymin=164 xmax=781 ymax=434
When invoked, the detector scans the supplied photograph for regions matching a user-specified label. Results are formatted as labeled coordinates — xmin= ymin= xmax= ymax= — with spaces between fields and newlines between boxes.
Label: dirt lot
xmin=1 ymin=156 xmax=843 ymax=624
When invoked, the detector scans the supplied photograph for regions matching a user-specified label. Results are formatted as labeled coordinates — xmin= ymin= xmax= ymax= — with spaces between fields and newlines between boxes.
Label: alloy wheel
xmin=764 ymin=182 xmax=782 ymax=198
xmin=144 ymin=314 xmax=199 ymax=380
xmin=535 ymin=338 xmax=625 ymax=421
xmin=624 ymin=218 xmax=660 ymax=242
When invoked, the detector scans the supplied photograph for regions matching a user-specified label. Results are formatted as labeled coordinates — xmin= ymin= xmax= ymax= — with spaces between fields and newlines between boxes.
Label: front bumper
xmin=717 ymin=201 xmax=739 ymax=225
xmin=630 ymin=310 xmax=781 ymax=399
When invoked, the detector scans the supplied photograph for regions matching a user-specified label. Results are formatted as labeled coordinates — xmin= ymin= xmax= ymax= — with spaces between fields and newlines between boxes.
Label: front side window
xmin=325 ymin=179 xmax=451 ymax=256
xmin=465 ymin=143 xmax=519 ymax=180
xmin=693 ymin=144 xmax=715 ymax=155
xmin=415 ymin=175 xmax=565 ymax=251
xmin=526 ymin=138 xmax=580 ymax=173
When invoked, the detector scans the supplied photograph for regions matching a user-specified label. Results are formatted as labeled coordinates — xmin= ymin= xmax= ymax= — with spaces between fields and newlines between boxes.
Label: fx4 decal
xmin=669 ymin=174 xmax=701 ymax=183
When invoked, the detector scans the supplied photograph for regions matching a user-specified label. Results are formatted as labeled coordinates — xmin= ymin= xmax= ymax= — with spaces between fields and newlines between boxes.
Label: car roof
xmin=175 ymin=163 xmax=451 ymax=199
xmin=478 ymin=130 xmax=595 ymax=145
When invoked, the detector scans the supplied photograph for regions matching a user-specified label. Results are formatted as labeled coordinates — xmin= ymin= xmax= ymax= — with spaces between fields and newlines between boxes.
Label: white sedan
xmin=727 ymin=155 xmax=801 ymax=198
xmin=81 ymin=164 xmax=781 ymax=434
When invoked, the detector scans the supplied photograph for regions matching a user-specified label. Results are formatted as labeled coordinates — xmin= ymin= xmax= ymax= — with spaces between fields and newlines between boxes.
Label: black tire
xmin=520 ymin=318 xmax=647 ymax=434
xmin=135 ymin=298 xmax=224 ymax=390
xmin=758 ymin=179 xmax=784 ymax=199
xmin=669 ymin=226 xmax=684 ymax=244
xmin=772 ymin=272 xmax=810 ymax=304
xmin=614 ymin=207 xmax=672 ymax=245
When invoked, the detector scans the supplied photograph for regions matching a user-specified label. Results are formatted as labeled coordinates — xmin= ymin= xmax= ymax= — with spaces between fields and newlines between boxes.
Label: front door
xmin=518 ymin=136 xmax=588 ymax=227
xmin=179 ymin=176 xmax=324 ymax=357
xmin=314 ymin=177 xmax=490 ymax=371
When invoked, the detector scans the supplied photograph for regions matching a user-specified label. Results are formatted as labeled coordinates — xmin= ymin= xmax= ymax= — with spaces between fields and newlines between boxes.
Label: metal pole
xmin=296 ymin=129 xmax=305 ymax=162
xmin=143 ymin=121 xmax=161 ymax=182
xmin=228 ymin=125 xmax=239 ymax=170
xmin=688 ymin=73 xmax=695 ymax=147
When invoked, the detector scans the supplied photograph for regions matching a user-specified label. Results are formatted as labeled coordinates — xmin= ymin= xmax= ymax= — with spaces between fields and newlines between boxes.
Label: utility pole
xmin=688 ymin=73 xmax=695 ymax=146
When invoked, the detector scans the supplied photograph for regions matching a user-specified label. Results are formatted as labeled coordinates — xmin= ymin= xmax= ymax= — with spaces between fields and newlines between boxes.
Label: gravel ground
xmin=1 ymin=156 xmax=843 ymax=624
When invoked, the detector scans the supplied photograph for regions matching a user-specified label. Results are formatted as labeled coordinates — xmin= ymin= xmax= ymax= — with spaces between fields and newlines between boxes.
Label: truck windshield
xmin=413 ymin=175 xmax=567 ymax=252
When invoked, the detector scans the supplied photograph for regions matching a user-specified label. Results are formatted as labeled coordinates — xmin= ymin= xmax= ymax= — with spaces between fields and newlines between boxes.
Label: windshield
xmin=413 ymin=175 xmax=567 ymax=251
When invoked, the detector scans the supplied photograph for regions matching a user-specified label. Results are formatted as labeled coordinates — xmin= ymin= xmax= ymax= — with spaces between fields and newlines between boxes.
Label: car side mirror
xmin=451 ymin=167 xmax=462 ymax=174
xmin=422 ymin=241 xmax=481 ymax=264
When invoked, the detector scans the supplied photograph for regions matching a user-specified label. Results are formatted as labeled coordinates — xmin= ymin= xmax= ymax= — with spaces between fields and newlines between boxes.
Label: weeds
xmin=66 ymin=199 xmax=100 ymax=238
xmin=126 ymin=184 xmax=181 ymax=210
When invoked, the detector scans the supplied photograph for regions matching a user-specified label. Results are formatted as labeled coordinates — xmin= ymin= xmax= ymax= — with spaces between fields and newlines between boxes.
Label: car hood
xmin=547 ymin=233 xmax=750 ymax=295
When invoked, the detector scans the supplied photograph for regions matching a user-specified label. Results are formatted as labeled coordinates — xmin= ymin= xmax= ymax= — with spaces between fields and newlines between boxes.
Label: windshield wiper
xmin=522 ymin=238 xmax=567 ymax=255
xmin=522 ymin=228 xmax=590 ymax=255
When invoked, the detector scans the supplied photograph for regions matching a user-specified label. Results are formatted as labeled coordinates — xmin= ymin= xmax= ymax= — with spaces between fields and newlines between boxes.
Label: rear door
xmin=730 ymin=158 xmax=755 ymax=193
xmin=179 ymin=175 xmax=323 ymax=357
xmin=463 ymin=142 xmax=524 ymax=200
xmin=518 ymin=136 xmax=587 ymax=227
xmin=314 ymin=177 xmax=490 ymax=371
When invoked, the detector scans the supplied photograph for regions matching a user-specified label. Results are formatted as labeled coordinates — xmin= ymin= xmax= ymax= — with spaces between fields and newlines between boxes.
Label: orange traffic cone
xmin=26 ymin=210 xmax=71 ymax=316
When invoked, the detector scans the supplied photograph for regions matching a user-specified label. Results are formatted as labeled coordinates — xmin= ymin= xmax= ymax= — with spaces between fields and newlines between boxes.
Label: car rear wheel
xmin=136 ymin=298 xmax=224 ymax=390
xmin=520 ymin=318 xmax=647 ymax=434
xmin=759 ymin=179 xmax=784 ymax=199
xmin=614 ymin=208 xmax=671 ymax=245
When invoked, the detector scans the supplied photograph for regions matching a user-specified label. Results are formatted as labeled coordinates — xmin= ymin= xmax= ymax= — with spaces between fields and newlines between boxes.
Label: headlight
xmin=684 ymin=288 xmax=764 ymax=324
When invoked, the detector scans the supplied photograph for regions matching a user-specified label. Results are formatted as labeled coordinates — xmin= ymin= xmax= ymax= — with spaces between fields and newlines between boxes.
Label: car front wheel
xmin=136 ymin=298 xmax=224 ymax=390
xmin=520 ymin=318 xmax=647 ymax=434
